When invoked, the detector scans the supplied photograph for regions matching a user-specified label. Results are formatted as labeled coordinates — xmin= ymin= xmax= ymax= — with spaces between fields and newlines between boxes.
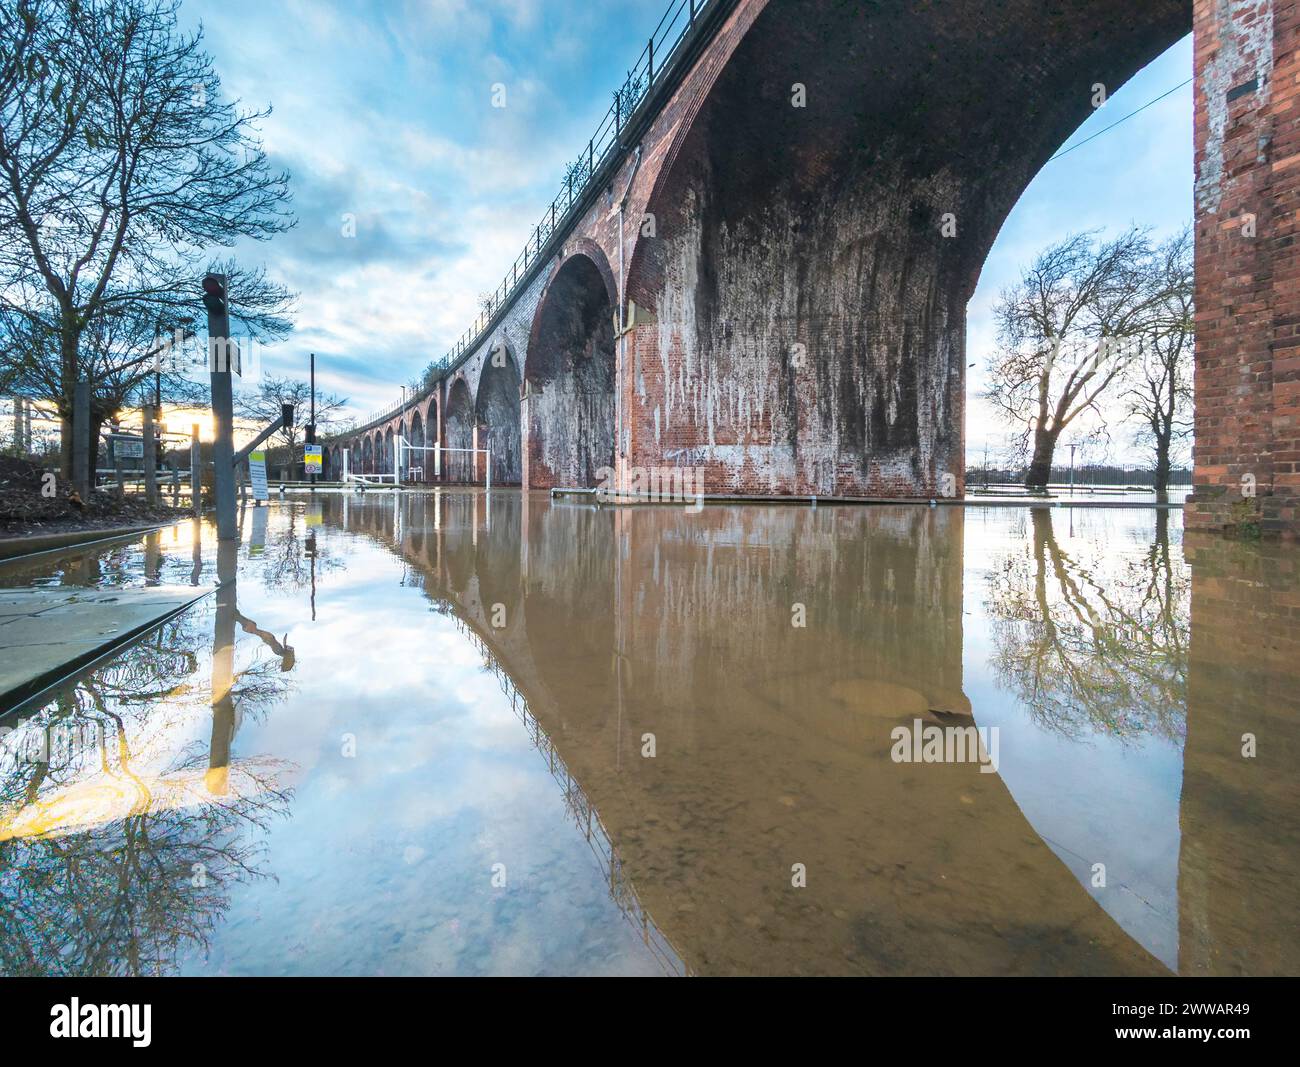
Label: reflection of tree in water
xmin=985 ymin=509 xmax=1188 ymax=743
xmin=249 ymin=509 xmax=346 ymax=595
xmin=0 ymin=598 xmax=296 ymax=976
xmin=0 ymin=754 xmax=291 ymax=976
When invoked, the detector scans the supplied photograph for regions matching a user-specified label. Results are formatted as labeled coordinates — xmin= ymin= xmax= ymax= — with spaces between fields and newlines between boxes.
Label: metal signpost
xmin=142 ymin=402 xmax=157 ymax=505
xmin=191 ymin=424 xmax=202 ymax=517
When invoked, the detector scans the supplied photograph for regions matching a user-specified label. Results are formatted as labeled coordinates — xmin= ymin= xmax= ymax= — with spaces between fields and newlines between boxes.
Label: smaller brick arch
xmin=522 ymin=241 xmax=618 ymax=489
xmin=446 ymin=377 xmax=474 ymax=482
xmin=408 ymin=409 xmax=426 ymax=482
xmin=476 ymin=339 xmax=523 ymax=485
xmin=524 ymin=238 xmax=618 ymax=388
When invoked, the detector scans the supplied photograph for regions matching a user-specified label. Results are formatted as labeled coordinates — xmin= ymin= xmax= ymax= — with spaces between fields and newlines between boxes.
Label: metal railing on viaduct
xmin=333 ymin=0 xmax=736 ymax=443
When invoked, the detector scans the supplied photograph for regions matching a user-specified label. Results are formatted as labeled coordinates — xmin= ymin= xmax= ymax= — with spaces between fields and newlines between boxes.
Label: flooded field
xmin=0 ymin=492 xmax=1296 ymax=976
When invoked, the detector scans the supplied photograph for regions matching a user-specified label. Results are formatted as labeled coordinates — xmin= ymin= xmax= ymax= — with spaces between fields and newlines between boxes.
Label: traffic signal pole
xmin=204 ymin=273 xmax=238 ymax=542
xmin=308 ymin=352 xmax=316 ymax=492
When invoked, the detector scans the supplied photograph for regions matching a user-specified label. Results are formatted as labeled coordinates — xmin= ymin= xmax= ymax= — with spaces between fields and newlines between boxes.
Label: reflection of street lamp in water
xmin=206 ymin=537 xmax=295 ymax=795
xmin=206 ymin=540 xmax=238 ymax=796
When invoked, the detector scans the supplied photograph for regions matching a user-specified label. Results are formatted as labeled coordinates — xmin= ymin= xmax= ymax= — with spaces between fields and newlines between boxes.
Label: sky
xmin=185 ymin=0 xmax=1193 ymax=464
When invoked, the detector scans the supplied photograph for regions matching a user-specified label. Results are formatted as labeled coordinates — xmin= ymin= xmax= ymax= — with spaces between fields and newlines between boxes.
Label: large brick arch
xmin=618 ymin=0 xmax=1191 ymax=499
xmin=523 ymin=242 xmax=618 ymax=490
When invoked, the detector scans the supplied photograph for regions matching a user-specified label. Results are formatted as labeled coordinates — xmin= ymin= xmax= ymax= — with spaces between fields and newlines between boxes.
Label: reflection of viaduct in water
xmin=1180 ymin=535 xmax=1300 ymax=977
xmin=328 ymin=490 xmax=1195 ymax=976
xmin=450 ymin=614 xmax=689 ymax=976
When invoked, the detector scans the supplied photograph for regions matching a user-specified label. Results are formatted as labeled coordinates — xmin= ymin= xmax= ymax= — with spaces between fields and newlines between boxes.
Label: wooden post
xmin=190 ymin=424 xmax=202 ymax=517
xmin=72 ymin=380 xmax=91 ymax=498
xmin=143 ymin=402 xmax=158 ymax=505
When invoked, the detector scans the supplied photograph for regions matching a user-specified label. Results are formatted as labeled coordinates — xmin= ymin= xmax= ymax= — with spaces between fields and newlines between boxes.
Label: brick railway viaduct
xmin=322 ymin=0 xmax=1300 ymax=535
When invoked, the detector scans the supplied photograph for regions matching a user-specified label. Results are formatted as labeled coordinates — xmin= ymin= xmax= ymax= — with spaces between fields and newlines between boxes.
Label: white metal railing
xmin=341 ymin=447 xmax=397 ymax=486
xmin=395 ymin=436 xmax=492 ymax=490
xmin=340 ymin=440 xmax=493 ymax=489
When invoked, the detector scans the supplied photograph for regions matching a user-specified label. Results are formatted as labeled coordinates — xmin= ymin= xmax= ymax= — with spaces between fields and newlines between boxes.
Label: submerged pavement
xmin=0 ymin=585 xmax=213 ymax=712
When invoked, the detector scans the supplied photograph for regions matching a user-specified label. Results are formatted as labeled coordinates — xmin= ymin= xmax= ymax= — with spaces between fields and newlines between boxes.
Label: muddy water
xmin=0 ymin=493 xmax=1295 ymax=976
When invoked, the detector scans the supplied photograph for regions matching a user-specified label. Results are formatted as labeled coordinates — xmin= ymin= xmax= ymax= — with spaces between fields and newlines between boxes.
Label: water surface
xmin=0 ymin=493 xmax=1295 ymax=975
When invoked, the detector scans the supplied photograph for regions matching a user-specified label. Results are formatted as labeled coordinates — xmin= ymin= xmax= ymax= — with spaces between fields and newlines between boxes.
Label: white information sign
xmin=249 ymin=450 xmax=269 ymax=502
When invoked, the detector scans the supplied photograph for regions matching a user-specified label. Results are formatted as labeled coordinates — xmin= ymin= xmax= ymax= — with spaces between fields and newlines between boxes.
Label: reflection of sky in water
xmin=964 ymin=508 xmax=1185 ymax=968
xmin=2 ymin=496 xmax=1293 ymax=976
xmin=182 ymin=533 xmax=663 ymax=975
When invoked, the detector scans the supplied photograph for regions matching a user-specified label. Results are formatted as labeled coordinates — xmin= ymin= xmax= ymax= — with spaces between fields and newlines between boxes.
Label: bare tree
xmin=237 ymin=374 xmax=346 ymax=458
xmin=1123 ymin=227 xmax=1194 ymax=499
xmin=984 ymin=227 xmax=1168 ymax=491
xmin=0 ymin=0 xmax=295 ymax=478
xmin=0 ymin=293 xmax=208 ymax=451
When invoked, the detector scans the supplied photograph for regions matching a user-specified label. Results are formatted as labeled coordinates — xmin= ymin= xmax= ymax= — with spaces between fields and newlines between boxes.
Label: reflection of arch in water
xmin=340 ymin=494 xmax=1166 ymax=976
xmin=983 ymin=506 xmax=1191 ymax=968
xmin=473 ymin=491 xmax=523 ymax=624
xmin=440 ymin=493 xmax=477 ymax=594
xmin=508 ymin=504 xmax=1163 ymax=974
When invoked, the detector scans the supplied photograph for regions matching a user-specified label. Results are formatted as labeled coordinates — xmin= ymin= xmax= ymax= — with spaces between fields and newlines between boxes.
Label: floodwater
xmin=0 ymin=492 xmax=1295 ymax=976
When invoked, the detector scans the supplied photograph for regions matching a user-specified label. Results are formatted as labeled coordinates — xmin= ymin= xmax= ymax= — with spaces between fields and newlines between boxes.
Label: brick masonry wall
xmin=1188 ymin=0 xmax=1299 ymax=535
xmin=615 ymin=0 xmax=1185 ymax=501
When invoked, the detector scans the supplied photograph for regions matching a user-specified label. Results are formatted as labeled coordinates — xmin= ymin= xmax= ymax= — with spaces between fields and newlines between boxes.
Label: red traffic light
xmin=201 ymin=274 xmax=227 ymax=315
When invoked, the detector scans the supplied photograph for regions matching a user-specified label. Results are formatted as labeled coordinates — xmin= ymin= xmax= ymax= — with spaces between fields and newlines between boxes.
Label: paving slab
xmin=0 ymin=585 xmax=213 ymax=713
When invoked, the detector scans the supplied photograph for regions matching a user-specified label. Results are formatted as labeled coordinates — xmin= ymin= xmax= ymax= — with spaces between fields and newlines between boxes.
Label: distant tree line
xmin=964 ymin=463 xmax=1192 ymax=489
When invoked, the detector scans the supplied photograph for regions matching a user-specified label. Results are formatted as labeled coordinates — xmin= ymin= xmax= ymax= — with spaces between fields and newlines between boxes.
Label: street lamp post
xmin=203 ymin=273 xmax=238 ymax=541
